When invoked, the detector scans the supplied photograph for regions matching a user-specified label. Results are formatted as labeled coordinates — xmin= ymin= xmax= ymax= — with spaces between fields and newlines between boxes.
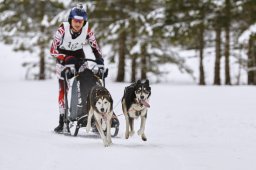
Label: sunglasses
xmin=73 ymin=19 xmax=84 ymax=24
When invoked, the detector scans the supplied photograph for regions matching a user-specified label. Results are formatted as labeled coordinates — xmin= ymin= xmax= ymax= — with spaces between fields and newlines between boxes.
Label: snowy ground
xmin=1 ymin=43 xmax=256 ymax=170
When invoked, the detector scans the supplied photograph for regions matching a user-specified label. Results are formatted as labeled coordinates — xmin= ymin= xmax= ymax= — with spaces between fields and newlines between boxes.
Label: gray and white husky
xmin=86 ymin=85 xmax=113 ymax=147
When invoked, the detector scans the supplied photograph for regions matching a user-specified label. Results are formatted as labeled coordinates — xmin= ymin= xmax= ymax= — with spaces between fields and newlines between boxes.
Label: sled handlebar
xmin=82 ymin=58 xmax=97 ymax=63
xmin=81 ymin=58 xmax=106 ymax=87
xmin=61 ymin=58 xmax=107 ymax=87
xmin=81 ymin=58 xmax=105 ymax=68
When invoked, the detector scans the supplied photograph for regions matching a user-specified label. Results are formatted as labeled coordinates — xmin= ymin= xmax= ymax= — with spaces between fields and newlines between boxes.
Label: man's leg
xmin=54 ymin=79 xmax=66 ymax=133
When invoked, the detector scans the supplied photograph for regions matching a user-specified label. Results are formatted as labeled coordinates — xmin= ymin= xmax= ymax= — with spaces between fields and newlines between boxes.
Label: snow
xmin=147 ymin=8 xmax=165 ymax=20
xmin=238 ymin=23 xmax=256 ymax=44
xmin=41 ymin=15 xmax=50 ymax=27
xmin=57 ymin=0 xmax=72 ymax=7
xmin=1 ymin=43 xmax=256 ymax=170
xmin=212 ymin=0 xmax=225 ymax=6
xmin=0 ymin=10 xmax=15 ymax=21
xmin=130 ymin=41 xmax=141 ymax=54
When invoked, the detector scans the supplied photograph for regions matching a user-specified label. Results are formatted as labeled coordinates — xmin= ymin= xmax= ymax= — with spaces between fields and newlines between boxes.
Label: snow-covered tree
xmin=91 ymin=0 xmax=193 ymax=82
xmin=165 ymin=0 xmax=214 ymax=85
xmin=236 ymin=0 xmax=256 ymax=84
xmin=0 ymin=0 xmax=65 ymax=80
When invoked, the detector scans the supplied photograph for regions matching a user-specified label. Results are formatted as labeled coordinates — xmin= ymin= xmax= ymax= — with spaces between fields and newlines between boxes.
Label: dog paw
xmin=125 ymin=132 xmax=129 ymax=139
xmin=107 ymin=137 xmax=112 ymax=145
xmin=129 ymin=131 xmax=135 ymax=136
xmin=104 ymin=144 xmax=110 ymax=147
xmin=137 ymin=129 xmax=143 ymax=136
xmin=104 ymin=140 xmax=110 ymax=147
xmin=107 ymin=140 xmax=112 ymax=146
xmin=142 ymin=134 xmax=147 ymax=141
xmin=86 ymin=126 xmax=91 ymax=133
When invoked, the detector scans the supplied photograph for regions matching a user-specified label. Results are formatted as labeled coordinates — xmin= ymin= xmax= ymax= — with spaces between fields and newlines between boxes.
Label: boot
xmin=54 ymin=114 xmax=64 ymax=133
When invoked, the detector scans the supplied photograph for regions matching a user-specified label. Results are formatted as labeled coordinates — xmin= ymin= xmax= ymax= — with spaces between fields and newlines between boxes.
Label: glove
xmin=56 ymin=54 xmax=65 ymax=61
xmin=64 ymin=56 xmax=76 ymax=65
xmin=95 ymin=57 xmax=104 ymax=65
xmin=104 ymin=68 xmax=108 ymax=78
xmin=98 ymin=68 xmax=108 ymax=79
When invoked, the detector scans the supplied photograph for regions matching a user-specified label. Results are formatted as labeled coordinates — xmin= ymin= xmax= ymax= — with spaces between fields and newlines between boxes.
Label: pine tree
xmin=0 ymin=0 xmax=65 ymax=80
xmin=212 ymin=2 xmax=225 ymax=85
xmin=165 ymin=0 xmax=216 ymax=85
xmin=91 ymin=0 xmax=191 ymax=82
xmin=213 ymin=19 xmax=222 ymax=85
xmin=224 ymin=0 xmax=232 ymax=85
xmin=236 ymin=0 xmax=256 ymax=85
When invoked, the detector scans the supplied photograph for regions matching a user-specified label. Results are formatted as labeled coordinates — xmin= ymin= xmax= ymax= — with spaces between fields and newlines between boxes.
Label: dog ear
xmin=136 ymin=80 xmax=141 ymax=84
xmin=145 ymin=79 xmax=149 ymax=85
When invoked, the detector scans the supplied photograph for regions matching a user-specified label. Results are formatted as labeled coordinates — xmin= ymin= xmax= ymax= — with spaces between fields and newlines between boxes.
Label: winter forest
xmin=2 ymin=1 xmax=256 ymax=169
xmin=1 ymin=0 xmax=256 ymax=85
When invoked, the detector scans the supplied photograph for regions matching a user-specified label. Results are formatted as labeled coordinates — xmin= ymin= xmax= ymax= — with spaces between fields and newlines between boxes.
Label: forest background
xmin=1 ymin=0 xmax=256 ymax=85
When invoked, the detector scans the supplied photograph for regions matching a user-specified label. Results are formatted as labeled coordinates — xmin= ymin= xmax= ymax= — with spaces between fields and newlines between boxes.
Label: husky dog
xmin=122 ymin=80 xmax=151 ymax=141
xmin=86 ymin=85 xmax=113 ymax=147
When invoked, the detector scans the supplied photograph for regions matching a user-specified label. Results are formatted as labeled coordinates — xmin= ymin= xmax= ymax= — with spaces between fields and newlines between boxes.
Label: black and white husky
xmin=122 ymin=80 xmax=151 ymax=141
xmin=86 ymin=85 xmax=113 ymax=147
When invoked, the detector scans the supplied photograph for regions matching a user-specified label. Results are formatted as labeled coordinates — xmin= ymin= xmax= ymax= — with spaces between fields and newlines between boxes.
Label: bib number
xmin=68 ymin=42 xmax=79 ymax=50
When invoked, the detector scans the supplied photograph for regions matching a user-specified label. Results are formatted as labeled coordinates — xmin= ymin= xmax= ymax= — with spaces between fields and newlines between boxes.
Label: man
xmin=50 ymin=4 xmax=104 ymax=133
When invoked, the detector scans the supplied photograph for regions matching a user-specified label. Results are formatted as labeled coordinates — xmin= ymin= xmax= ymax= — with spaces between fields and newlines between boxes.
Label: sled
xmin=62 ymin=59 xmax=119 ymax=137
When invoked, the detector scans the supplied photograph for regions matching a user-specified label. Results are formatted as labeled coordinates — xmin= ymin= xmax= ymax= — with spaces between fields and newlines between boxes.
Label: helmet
xmin=68 ymin=4 xmax=88 ymax=25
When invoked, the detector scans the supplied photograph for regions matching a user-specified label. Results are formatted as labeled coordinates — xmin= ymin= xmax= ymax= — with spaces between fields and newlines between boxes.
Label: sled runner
xmin=62 ymin=59 xmax=119 ymax=137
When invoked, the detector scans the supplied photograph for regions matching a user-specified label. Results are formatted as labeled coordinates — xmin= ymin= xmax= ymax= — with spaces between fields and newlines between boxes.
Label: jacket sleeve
xmin=50 ymin=24 xmax=65 ymax=58
xmin=86 ymin=27 xmax=102 ymax=59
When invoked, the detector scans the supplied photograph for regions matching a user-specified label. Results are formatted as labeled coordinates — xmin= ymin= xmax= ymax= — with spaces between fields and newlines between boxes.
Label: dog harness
xmin=128 ymin=99 xmax=147 ymax=117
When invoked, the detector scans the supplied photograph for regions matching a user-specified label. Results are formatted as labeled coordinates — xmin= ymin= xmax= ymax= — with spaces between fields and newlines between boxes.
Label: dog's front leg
xmin=107 ymin=112 xmax=113 ymax=145
xmin=129 ymin=117 xmax=135 ymax=136
xmin=124 ymin=114 xmax=130 ymax=139
xmin=95 ymin=116 xmax=108 ymax=147
xmin=86 ymin=107 xmax=93 ymax=133
xmin=122 ymin=100 xmax=130 ymax=139
xmin=138 ymin=115 xmax=147 ymax=141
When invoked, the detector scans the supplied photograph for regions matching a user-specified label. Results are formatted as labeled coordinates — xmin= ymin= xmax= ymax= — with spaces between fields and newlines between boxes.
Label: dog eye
xmin=104 ymin=101 xmax=108 ymax=104
xmin=144 ymin=90 xmax=149 ymax=94
xmin=136 ymin=90 xmax=141 ymax=93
